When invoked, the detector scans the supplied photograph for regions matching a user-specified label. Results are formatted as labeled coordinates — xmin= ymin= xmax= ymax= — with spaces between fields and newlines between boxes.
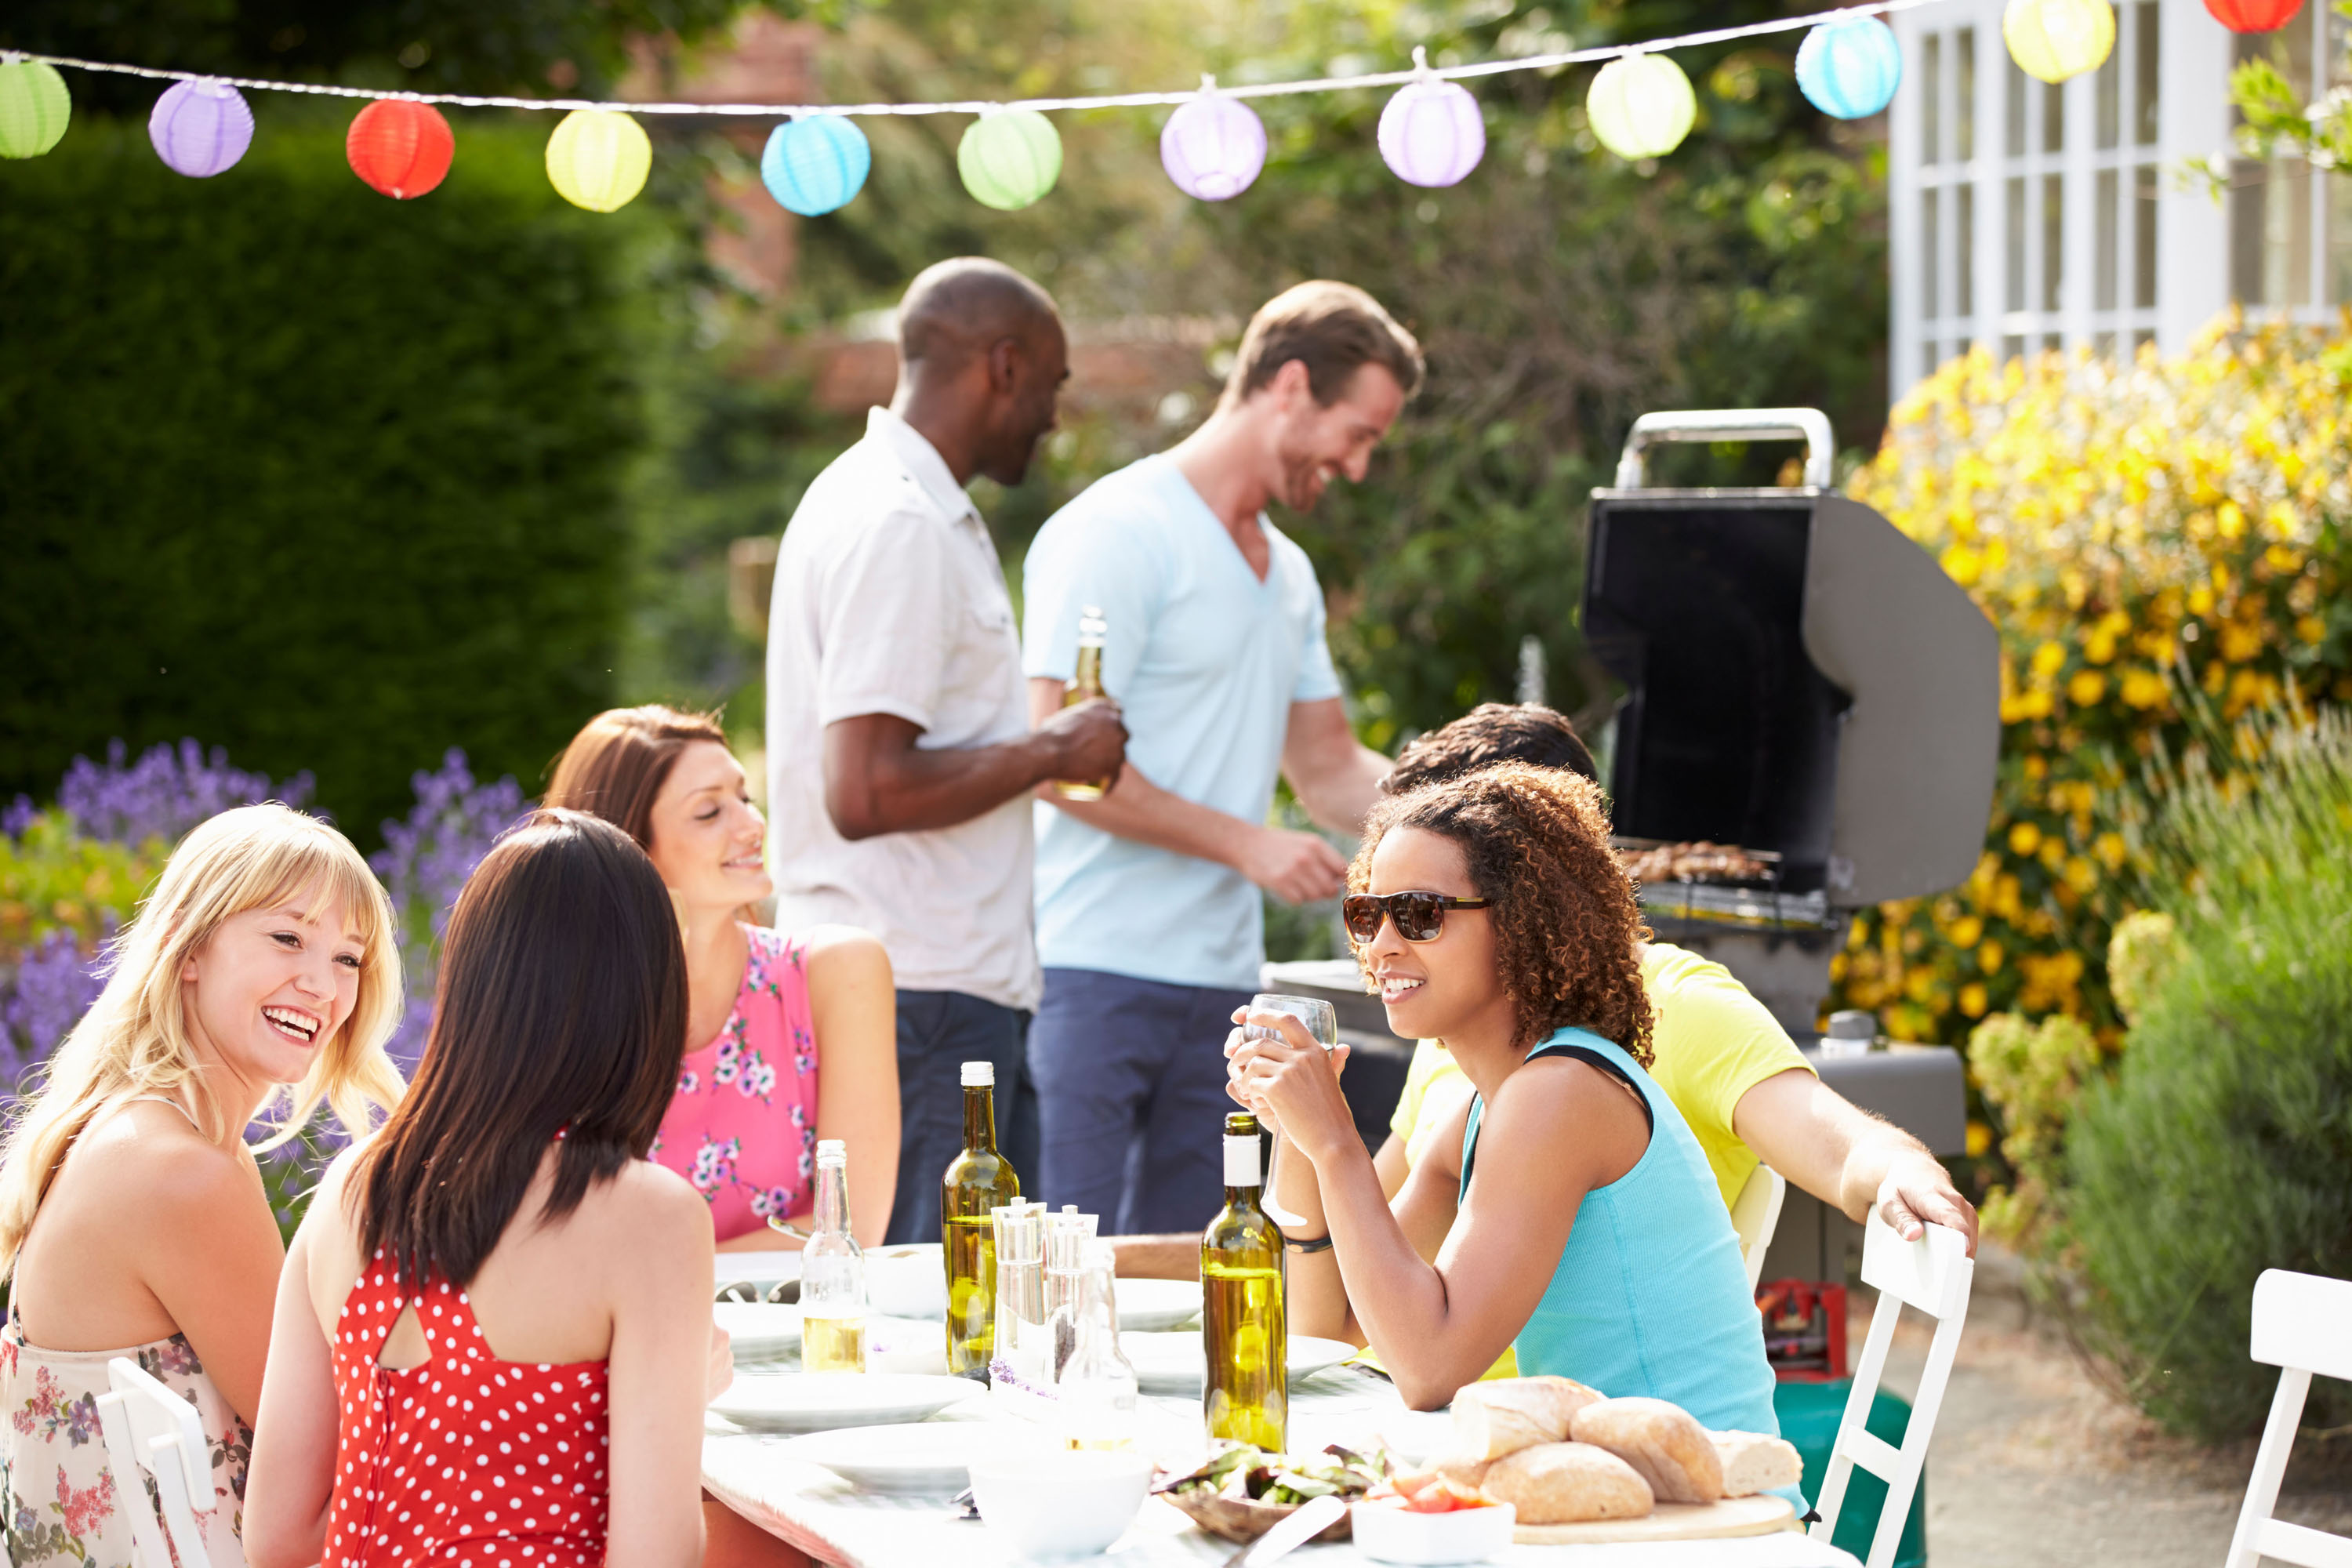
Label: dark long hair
xmin=354 ymin=809 xmax=687 ymax=1287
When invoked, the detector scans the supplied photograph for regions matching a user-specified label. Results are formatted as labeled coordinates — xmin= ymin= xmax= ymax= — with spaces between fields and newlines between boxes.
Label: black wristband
xmin=1285 ymin=1233 xmax=1334 ymax=1254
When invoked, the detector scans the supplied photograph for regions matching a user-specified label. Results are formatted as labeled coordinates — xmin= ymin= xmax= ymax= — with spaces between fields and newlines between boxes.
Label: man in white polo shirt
xmin=768 ymin=257 xmax=1127 ymax=1246
xmin=1020 ymin=281 xmax=1417 ymax=1233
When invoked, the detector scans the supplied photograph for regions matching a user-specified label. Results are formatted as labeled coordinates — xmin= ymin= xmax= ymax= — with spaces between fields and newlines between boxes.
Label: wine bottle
xmin=942 ymin=1061 xmax=1021 ymax=1379
xmin=801 ymin=1139 xmax=866 ymax=1373
xmin=1054 ymin=605 xmax=1112 ymax=800
xmin=1201 ymin=1110 xmax=1286 ymax=1450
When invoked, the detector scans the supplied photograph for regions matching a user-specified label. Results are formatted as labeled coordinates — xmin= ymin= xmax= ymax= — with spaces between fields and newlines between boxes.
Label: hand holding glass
xmin=1242 ymin=993 xmax=1338 ymax=1229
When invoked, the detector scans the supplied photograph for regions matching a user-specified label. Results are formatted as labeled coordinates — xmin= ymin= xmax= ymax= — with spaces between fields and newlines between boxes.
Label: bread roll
xmin=1567 ymin=1397 xmax=1725 ymax=1504
xmin=1449 ymin=1376 xmax=1606 ymax=1460
xmin=1430 ymin=1454 xmax=1495 ymax=1489
xmin=1480 ymin=1441 xmax=1653 ymax=1523
xmin=1710 ymin=1430 xmax=1803 ymax=1497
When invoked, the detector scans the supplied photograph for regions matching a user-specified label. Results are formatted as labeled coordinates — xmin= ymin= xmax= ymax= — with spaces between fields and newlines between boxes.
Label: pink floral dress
xmin=650 ymin=926 xmax=822 ymax=1243
xmin=1 ymin=1308 xmax=251 ymax=1566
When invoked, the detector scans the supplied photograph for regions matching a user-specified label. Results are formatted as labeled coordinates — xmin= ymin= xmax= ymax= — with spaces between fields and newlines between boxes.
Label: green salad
xmin=1156 ymin=1443 xmax=1393 ymax=1507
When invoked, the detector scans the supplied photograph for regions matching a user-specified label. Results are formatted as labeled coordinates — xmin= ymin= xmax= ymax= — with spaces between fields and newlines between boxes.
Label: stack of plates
xmin=707 ymin=1372 xmax=982 ymax=1435
xmin=1113 ymin=1277 xmax=1203 ymax=1333
xmin=1120 ymin=1333 xmax=1356 ymax=1395
xmin=714 ymin=1251 xmax=802 ymax=1303
xmin=714 ymin=1302 xmax=802 ymax=1361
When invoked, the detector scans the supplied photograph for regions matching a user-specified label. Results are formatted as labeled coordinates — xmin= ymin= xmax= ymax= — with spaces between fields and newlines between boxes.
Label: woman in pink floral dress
xmin=549 ymin=707 xmax=899 ymax=1247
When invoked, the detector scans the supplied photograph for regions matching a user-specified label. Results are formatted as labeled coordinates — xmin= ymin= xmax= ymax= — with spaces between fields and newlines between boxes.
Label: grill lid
xmin=1583 ymin=409 xmax=2000 ymax=907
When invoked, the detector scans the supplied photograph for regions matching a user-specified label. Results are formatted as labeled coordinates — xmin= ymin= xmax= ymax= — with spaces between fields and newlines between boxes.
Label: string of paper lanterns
xmin=6 ymin=1 xmax=2150 ymax=216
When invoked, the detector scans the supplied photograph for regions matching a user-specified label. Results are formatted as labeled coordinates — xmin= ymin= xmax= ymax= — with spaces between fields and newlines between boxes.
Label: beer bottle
xmin=1054 ymin=605 xmax=1112 ymax=800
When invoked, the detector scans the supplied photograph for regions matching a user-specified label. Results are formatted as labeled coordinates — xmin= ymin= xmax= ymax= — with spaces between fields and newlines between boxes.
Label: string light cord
xmin=2 ymin=0 xmax=1949 ymax=119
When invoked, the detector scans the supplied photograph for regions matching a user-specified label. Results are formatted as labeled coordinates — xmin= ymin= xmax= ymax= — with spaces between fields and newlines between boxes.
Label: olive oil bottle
xmin=1201 ymin=1110 xmax=1286 ymax=1450
xmin=942 ymin=1061 xmax=1021 ymax=1379
xmin=1054 ymin=606 xmax=1112 ymax=800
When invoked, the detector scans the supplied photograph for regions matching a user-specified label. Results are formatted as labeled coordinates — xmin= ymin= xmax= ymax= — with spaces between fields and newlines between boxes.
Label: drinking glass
xmin=1243 ymin=993 xmax=1338 ymax=1231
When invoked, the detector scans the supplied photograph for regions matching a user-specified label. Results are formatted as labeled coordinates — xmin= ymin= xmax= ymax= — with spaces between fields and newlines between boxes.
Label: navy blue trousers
xmin=885 ymin=989 xmax=1036 ymax=1247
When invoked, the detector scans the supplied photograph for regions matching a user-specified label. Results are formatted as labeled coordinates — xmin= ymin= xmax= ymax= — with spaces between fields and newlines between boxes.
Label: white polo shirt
xmin=766 ymin=407 xmax=1040 ymax=1011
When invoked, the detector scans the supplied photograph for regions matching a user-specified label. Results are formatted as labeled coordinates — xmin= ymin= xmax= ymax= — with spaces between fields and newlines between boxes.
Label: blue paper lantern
xmin=1796 ymin=16 xmax=1904 ymax=120
xmin=761 ymin=114 xmax=871 ymax=216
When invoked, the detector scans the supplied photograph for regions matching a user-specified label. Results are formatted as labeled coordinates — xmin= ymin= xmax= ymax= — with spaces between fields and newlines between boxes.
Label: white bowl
xmin=714 ymin=1301 xmax=802 ymax=1361
xmin=1349 ymin=1498 xmax=1517 ymax=1565
xmin=969 ymin=1448 xmax=1156 ymax=1559
xmin=867 ymin=1243 xmax=949 ymax=1319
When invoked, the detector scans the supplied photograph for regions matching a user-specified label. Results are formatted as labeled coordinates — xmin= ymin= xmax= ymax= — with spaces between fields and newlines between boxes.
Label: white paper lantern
xmin=1377 ymin=48 xmax=1486 ymax=189
xmin=1586 ymin=51 xmax=1697 ymax=162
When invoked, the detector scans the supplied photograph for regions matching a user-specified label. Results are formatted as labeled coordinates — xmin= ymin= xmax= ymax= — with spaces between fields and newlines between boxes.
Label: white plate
xmin=1120 ymin=1333 xmax=1357 ymax=1395
xmin=707 ymin=1372 xmax=982 ymax=1433
xmin=1112 ymin=1277 xmax=1203 ymax=1333
xmin=773 ymin=1421 xmax=1045 ymax=1494
xmin=715 ymin=1302 xmax=802 ymax=1360
xmin=714 ymin=1250 xmax=804 ymax=1299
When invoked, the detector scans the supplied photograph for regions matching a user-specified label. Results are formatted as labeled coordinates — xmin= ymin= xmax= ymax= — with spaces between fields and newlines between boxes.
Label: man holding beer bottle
xmin=1020 ymin=281 xmax=1414 ymax=1235
xmin=768 ymin=258 xmax=1128 ymax=1247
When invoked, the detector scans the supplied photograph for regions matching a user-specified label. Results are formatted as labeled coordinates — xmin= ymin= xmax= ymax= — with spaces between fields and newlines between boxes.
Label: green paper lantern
xmin=0 ymin=59 xmax=71 ymax=160
xmin=958 ymin=109 xmax=1062 ymax=210
xmin=1586 ymin=52 xmax=1697 ymax=162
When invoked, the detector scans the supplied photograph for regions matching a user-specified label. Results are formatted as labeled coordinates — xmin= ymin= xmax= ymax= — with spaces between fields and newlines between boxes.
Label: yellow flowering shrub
xmin=1825 ymin=315 xmax=2352 ymax=1047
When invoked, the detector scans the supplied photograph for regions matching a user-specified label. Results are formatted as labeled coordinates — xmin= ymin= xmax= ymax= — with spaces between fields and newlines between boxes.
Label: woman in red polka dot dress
xmin=242 ymin=812 xmax=731 ymax=1568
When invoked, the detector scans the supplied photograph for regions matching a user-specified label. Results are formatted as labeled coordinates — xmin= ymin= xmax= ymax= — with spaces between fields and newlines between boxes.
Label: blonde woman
xmin=0 ymin=803 xmax=405 ymax=1566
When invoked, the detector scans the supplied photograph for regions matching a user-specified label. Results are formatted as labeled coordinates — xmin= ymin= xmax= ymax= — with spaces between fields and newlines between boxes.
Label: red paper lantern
xmin=347 ymin=99 xmax=453 ymax=199
xmin=2204 ymin=0 xmax=2303 ymax=33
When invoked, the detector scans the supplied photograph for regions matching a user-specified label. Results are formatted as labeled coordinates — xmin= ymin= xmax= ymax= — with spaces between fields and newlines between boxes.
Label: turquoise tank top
xmin=1461 ymin=1025 xmax=1782 ymax=1439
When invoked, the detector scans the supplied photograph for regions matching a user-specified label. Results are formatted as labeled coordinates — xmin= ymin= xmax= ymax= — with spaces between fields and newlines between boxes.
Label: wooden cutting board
xmin=1512 ymin=1494 xmax=1796 ymax=1543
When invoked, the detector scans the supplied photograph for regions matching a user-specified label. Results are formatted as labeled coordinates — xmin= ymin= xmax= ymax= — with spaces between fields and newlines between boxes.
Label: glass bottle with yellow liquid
xmin=800 ymin=1138 xmax=866 ymax=1372
xmin=1201 ymin=1110 xmax=1286 ymax=1450
xmin=942 ymin=1061 xmax=1021 ymax=1379
xmin=1054 ymin=606 xmax=1112 ymax=800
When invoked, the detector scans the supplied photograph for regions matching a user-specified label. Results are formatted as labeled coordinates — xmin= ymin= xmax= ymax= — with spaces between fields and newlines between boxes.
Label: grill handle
xmin=1613 ymin=407 xmax=1835 ymax=489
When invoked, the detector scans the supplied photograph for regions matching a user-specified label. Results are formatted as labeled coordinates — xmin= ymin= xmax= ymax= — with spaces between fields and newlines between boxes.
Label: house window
xmin=2007 ymin=176 xmax=2028 ymax=311
xmin=1923 ymin=33 xmax=1943 ymax=165
xmin=2133 ymin=2 xmax=2160 ymax=147
xmin=2096 ymin=169 xmax=2119 ymax=311
xmin=1956 ymin=29 xmax=1976 ymax=161
xmin=1958 ymin=184 xmax=1976 ymax=315
xmin=2043 ymin=174 xmax=2066 ymax=312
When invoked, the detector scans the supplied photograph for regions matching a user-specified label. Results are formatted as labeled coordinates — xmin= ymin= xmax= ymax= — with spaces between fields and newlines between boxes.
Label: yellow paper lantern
xmin=2003 ymin=0 xmax=2116 ymax=84
xmin=545 ymin=108 xmax=651 ymax=212
xmin=1586 ymin=53 xmax=1697 ymax=162
xmin=0 ymin=59 xmax=71 ymax=160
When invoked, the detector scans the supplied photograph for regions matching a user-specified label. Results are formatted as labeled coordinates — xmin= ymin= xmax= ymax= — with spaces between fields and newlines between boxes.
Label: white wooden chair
xmin=1808 ymin=1210 xmax=1973 ymax=1568
xmin=1730 ymin=1162 xmax=1788 ymax=1292
xmin=2223 ymin=1268 xmax=2352 ymax=1568
xmin=93 ymin=1356 xmax=214 ymax=1568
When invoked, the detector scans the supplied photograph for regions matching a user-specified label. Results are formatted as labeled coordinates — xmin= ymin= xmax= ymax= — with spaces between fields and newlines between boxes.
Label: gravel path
xmin=1868 ymin=1245 xmax=2350 ymax=1567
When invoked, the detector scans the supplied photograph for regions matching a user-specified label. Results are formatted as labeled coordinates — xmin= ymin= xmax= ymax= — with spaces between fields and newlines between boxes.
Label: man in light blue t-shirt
xmin=1020 ymin=281 xmax=1418 ymax=1233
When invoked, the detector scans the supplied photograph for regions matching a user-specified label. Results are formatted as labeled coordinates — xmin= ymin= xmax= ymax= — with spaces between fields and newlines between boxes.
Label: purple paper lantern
xmin=149 ymin=78 xmax=255 ymax=178
xmin=1377 ymin=52 xmax=1485 ymax=189
xmin=1160 ymin=89 xmax=1267 ymax=201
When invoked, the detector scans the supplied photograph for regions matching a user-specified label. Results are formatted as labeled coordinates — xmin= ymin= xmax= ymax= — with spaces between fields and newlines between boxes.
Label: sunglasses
xmin=1341 ymin=891 xmax=1495 ymax=944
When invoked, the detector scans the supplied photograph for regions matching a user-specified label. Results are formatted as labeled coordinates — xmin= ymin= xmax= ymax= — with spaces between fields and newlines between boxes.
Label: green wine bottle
xmin=942 ymin=1060 xmax=1021 ymax=1380
xmin=1201 ymin=1109 xmax=1286 ymax=1450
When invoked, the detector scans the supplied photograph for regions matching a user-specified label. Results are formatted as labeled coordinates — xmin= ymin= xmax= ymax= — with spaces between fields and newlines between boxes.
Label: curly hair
xmin=1385 ymin=703 xmax=1599 ymax=796
xmin=1352 ymin=761 xmax=1653 ymax=1064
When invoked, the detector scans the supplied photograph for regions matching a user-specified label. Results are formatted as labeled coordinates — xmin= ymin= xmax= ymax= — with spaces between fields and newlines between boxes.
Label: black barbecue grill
xmin=1582 ymin=408 xmax=2002 ymax=1034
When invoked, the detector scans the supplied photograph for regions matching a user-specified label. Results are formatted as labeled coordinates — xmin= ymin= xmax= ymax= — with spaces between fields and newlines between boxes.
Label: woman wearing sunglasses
xmin=1226 ymin=762 xmax=1780 ymax=1434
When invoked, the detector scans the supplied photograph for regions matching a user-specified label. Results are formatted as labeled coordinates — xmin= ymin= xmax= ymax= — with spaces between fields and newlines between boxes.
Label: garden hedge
xmin=0 ymin=114 xmax=647 ymax=840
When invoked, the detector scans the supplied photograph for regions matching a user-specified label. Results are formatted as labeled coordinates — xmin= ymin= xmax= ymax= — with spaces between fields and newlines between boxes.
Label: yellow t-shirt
xmin=1385 ymin=942 xmax=1813 ymax=1213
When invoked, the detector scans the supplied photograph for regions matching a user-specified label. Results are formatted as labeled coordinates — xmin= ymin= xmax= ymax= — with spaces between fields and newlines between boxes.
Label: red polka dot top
xmin=325 ymin=1251 xmax=611 ymax=1566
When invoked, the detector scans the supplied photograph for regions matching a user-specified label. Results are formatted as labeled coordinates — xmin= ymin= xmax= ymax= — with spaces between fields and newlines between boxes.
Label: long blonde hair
xmin=0 ymin=803 xmax=407 ymax=1275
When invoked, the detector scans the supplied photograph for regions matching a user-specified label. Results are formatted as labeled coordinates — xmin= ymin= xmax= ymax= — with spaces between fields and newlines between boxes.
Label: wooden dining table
xmin=702 ymin=1352 xmax=1866 ymax=1568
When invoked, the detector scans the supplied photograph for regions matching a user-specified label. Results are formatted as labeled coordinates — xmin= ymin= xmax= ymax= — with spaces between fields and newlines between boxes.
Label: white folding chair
xmin=92 ymin=1357 xmax=214 ymax=1568
xmin=2223 ymin=1269 xmax=2352 ymax=1568
xmin=1730 ymin=1162 xmax=1788 ymax=1293
xmin=1808 ymin=1210 xmax=1973 ymax=1568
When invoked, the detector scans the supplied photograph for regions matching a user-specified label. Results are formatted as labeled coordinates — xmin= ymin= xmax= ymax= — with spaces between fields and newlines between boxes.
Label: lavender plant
xmin=5 ymin=738 xmax=314 ymax=848
xmin=370 ymin=750 xmax=530 ymax=1072
xmin=0 ymin=925 xmax=112 ymax=1080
